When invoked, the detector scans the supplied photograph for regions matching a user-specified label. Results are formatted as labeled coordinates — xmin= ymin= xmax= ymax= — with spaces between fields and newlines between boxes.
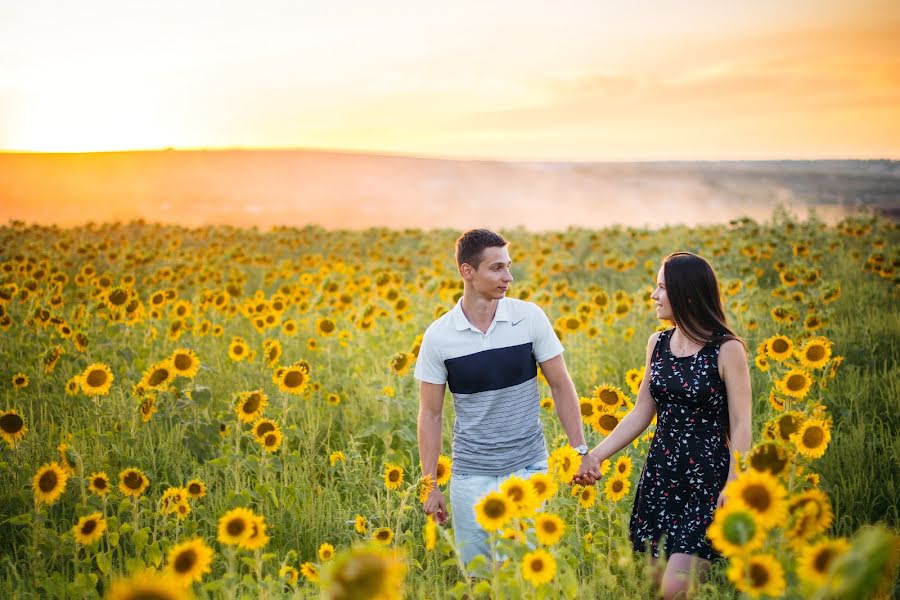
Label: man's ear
xmin=459 ymin=263 xmax=473 ymax=279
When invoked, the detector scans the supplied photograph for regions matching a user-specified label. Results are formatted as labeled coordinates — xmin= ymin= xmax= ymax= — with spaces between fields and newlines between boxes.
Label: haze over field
xmin=1 ymin=151 xmax=896 ymax=230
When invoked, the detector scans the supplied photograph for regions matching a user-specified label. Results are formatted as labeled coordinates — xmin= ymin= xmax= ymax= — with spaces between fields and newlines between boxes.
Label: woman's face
xmin=651 ymin=264 xmax=673 ymax=321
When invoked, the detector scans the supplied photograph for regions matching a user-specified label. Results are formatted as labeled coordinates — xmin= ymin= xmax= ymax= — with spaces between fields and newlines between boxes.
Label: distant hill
xmin=0 ymin=150 xmax=897 ymax=230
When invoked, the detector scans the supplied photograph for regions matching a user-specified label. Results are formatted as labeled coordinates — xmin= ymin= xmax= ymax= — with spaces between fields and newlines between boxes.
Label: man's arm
xmin=418 ymin=380 xmax=448 ymax=524
xmin=539 ymin=354 xmax=601 ymax=479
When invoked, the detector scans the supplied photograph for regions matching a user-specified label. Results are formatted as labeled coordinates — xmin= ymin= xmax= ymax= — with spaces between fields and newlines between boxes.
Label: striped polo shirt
xmin=414 ymin=297 xmax=564 ymax=476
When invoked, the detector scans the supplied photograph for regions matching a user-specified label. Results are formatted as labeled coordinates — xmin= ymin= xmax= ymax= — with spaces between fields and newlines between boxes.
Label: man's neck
xmin=460 ymin=291 xmax=499 ymax=333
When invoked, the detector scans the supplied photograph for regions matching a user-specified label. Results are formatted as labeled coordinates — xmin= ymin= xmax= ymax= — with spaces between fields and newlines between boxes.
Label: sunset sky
xmin=1 ymin=0 xmax=899 ymax=160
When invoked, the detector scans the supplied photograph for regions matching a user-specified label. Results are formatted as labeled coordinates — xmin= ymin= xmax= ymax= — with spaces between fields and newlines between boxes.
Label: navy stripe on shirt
xmin=444 ymin=342 xmax=537 ymax=395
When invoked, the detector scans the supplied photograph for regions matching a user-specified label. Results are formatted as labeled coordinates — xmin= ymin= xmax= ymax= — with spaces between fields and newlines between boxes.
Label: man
xmin=415 ymin=228 xmax=600 ymax=568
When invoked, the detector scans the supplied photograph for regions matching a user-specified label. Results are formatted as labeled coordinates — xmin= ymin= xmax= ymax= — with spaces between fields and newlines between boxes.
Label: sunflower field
xmin=0 ymin=210 xmax=898 ymax=600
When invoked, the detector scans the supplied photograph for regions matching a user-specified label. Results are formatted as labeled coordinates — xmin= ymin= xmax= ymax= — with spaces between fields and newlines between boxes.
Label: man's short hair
xmin=455 ymin=229 xmax=507 ymax=269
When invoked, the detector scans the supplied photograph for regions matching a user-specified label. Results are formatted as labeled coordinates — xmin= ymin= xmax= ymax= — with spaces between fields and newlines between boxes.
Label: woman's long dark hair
xmin=662 ymin=252 xmax=744 ymax=349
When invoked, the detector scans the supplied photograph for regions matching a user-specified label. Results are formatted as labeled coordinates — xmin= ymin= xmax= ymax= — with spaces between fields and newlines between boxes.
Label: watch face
xmin=574 ymin=444 xmax=588 ymax=455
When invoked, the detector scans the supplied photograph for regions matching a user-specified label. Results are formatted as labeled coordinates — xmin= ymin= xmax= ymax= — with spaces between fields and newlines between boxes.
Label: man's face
xmin=462 ymin=246 xmax=513 ymax=299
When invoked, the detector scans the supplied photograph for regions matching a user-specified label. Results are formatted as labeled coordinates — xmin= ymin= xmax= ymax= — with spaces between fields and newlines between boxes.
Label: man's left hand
xmin=574 ymin=451 xmax=602 ymax=486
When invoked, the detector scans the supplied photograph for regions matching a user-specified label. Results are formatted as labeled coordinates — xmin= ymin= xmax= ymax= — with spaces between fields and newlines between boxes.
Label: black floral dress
xmin=629 ymin=328 xmax=731 ymax=561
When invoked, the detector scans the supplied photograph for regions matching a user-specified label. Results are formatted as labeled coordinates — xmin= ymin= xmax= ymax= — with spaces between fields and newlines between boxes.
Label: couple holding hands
xmin=416 ymin=229 xmax=751 ymax=600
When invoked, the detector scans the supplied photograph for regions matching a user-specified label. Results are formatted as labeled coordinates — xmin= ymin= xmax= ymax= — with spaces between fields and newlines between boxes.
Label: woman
xmin=579 ymin=252 xmax=751 ymax=600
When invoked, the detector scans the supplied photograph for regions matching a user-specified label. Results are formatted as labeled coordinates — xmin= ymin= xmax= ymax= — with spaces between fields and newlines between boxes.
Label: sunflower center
xmin=722 ymin=511 xmax=756 ymax=545
xmin=533 ymin=480 xmax=547 ymax=495
xmin=86 ymin=369 xmax=108 ymax=387
xmin=806 ymin=346 xmax=826 ymax=362
xmin=436 ymin=463 xmax=446 ymax=479
xmin=123 ymin=472 xmax=142 ymax=489
xmin=0 ymin=413 xmax=23 ymax=433
xmin=813 ymin=548 xmax=835 ymax=573
xmin=786 ymin=374 xmax=807 ymax=391
xmin=388 ymin=470 xmax=400 ymax=482
xmin=174 ymin=549 xmax=198 ymax=573
xmin=284 ymin=371 xmax=304 ymax=388
xmin=320 ymin=320 xmax=335 ymax=333
xmin=94 ymin=478 xmax=107 ymax=489
xmin=580 ymin=402 xmax=594 ymax=417
xmin=264 ymin=434 xmax=278 ymax=447
xmin=542 ymin=521 xmax=557 ymax=534
xmin=39 ymin=470 xmax=58 ymax=492
xmin=256 ymin=423 xmax=275 ymax=436
xmin=232 ymin=344 xmax=244 ymax=355
xmin=376 ymin=530 xmax=390 ymax=540
xmin=173 ymin=354 xmax=193 ymax=370
xmin=749 ymin=445 xmax=789 ymax=475
xmin=242 ymin=396 xmax=260 ymax=414
xmin=617 ymin=463 xmax=627 ymax=474
xmin=612 ymin=480 xmax=624 ymax=493
xmin=778 ymin=416 xmax=800 ymax=438
xmin=484 ymin=498 xmax=507 ymax=519
xmin=599 ymin=414 xmax=619 ymax=430
xmin=741 ymin=484 xmax=771 ymax=512
xmin=598 ymin=390 xmax=619 ymax=405
xmin=108 ymin=289 xmax=128 ymax=306
xmin=188 ymin=484 xmax=201 ymax=495
xmin=148 ymin=368 xmax=169 ymax=386
xmin=507 ymin=486 xmax=524 ymax=502
xmin=771 ymin=339 xmax=789 ymax=353
xmin=749 ymin=563 xmax=770 ymax=587
xmin=227 ymin=519 xmax=246 ymax=536
xmin=81 ymin=519 xmax=97 ymax=535
xmin=531 ymin=558 xmax=545 ymax=572
xmin=803 ymin=427 xmax=825 ymax=448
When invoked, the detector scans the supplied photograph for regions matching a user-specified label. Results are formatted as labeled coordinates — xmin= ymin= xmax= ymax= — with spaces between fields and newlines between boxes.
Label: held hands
xmin=573 ymin=451 xmax=602 ymax=486
xmin=423 ymin=487 xmax=449 ymax=525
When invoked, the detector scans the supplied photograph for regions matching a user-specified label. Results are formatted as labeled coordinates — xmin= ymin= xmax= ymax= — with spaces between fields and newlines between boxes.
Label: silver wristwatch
xmin=573 ymin=444 xmax=589 ymax=456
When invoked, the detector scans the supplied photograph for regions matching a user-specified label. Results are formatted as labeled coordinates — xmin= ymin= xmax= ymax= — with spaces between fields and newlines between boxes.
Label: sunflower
xmin=178 ymin=479 xmax=203 ymax=502
xmin=330 ymin=450 xmax=346 ymax=466
xmin=474 ymin=491 xmax=512 ymax=531
xmin=614 ymin=455 xmax=633 ymax=477
xmin=73 ymin=512 xmax=107 ymax=545
xmin=300 ymin=561 xmax=319 ymax=582
xmin=791 ymin=418 xmax=832 ymax=459
xmin=33 ymin=462 xmax=69 ymax=505
xmin=0 ymin=409 xmax=27 ymax=446
xmin=139 ymin=397 xmax=157 ymax=423
xmin=217 ymin=507 xmax=255 ymax=546
xmin=235 ymin=390 xmax=268 ymax=423
xmin=227 ymin=336 xmax=250 ymax=361
xmin=726 ymin=553 xmax=786 ymax=599
xmin=118 ymin=467 xmax=149 ymax=498
xmin=383 ymin=463 xmax=404 ymax=490
xmin=281 ymin=319 xmax=298 ymax=337
xmin=65 ymin=375 xmax=82 ymax=396
xmin=251 ymin=418 xmax=278 ymax=441
xmin=278 ymin=366 xmax=308 ymax=395
xmin=88 ymin=471 xmax=111 ymax=496
xmin=323 ymin=545 xmax=406 ymax=600
xmin=435 ymin=455 xmax=452 ymax=486
xmin=80 ymin=363 xmax=113 ymax=396
xmin=592 ymin=384 xmax=627 ymax=411
xmin=315 ymin=317 xmax=337 ymax=337
xmin=260 ymin=430 xmax=283 ymax=453
xmin=388 ymin=352 xmax=412 ymax=376
xmin=774 ymin=411 xmax=805 ymax=443
xmin=578 ymin=397 xmax=598 ymax=423
xmin=804 ymin=314 xmax=824 ymax=332
xmin=528 ymin=472 xmax=558 ymax=503
xmin=604 ymin=475 xmax=631 ymax=502
xmin=169 ymin=348 xmax=200 ymax=378
xmin=591 ymin=409 xmax=624 ymax=436
xmin=107 ymin=571 xmax=189 ymax=600
xmin=11 ymin=372 xmax=28 ymax=390
xmin=318 ymin=542 xmax=335 ymax=562
xmin=423 ymin=517 xmax=437 ymax=551
xmin=540 ymin=397 xmax=554 ymax=410
xmin=797 ymin=337 xmax=832 ymax=370
xmin=786 ymin=488 xmax=833 ymax=543
xmin=796 ymin=537 xmax=850 ymax=588
xmin=578 ymin=485 xmax=598 ymax=508
xmin=160 ymin=487 xmax=187 ymax=514
xmin=141 ymin=360 xmax=176 ymax=391
xmin=500 ymin=475 xmax=538 ymax=517
xmin=240 ymin=514 xmax=270 ymax=550
xmin=521 ymin=548 xmax=557 ymax=587
xmin=533 ymin=513 xmax=566 ymax=545
xmin=767 ymin=389 xmax=785 ymax=411
xmin=164 ymin=537 xmax=214 ymax=585
xmin=279 ymin=565 xmax=299 ymax=585
xmin=624 ymin=367 xmax=644 ymax=395
xmin=724 ymin=470 xmax=787 ymax=528
xmin=764 ymin=335 xmax=793 ymax=362
xmin=548 ymin=445 xmax=580 ymax=484
xmin=746 ymin=442 xmax=792 ymax=478
xmin=707 ymin=503 xmax=767 ymax=557
xmin=373 ymin=527 xmax=394 ymax=545
xmin=354 ymin=514 xmax=368 ymax=534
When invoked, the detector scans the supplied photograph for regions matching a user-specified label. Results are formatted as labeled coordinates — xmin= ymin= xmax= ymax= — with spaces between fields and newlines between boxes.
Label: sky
xmin=1 ymin=0 xmax=899 ymax=160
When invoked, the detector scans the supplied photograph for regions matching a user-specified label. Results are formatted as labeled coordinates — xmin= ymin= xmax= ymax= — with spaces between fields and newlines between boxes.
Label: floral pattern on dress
xmin=629 ymin=328 xmax=731 ymax=561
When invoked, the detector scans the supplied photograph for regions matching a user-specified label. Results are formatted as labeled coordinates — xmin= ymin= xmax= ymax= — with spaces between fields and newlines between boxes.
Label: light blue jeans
xmin=449 ymin=458 xmax=549 ymax=569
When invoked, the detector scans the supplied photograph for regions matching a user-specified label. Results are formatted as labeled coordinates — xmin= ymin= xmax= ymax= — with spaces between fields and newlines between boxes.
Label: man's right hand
xmin=423 ymin=488 xmax=449 ymax=525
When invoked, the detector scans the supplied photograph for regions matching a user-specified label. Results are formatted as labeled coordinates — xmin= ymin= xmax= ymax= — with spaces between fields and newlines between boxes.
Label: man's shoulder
xmin=422 ymin=306 xmax=457 ymax=339
xmin=504 ymin=297 xmax=546 ymax=321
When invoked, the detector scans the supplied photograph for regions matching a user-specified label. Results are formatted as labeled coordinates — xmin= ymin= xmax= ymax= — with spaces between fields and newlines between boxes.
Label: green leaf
xmin=5 ymin=513 xmax=32 ymax=526
xmin=95 ymin=552 xmax=112 ymax=575
xmin=146 ymin=541 xmax=162 ymax=567
xmin=191 ymin=386 xmax=212 ymax=406
xmin=125 ymin=557 xmax=145 ymax=574
xmin=132 ymin=528 xmax=150 ymax=554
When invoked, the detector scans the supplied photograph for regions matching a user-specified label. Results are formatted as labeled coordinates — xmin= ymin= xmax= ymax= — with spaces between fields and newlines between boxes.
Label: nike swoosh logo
xmin=511 ymin=318 xmax=525 ymax=326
